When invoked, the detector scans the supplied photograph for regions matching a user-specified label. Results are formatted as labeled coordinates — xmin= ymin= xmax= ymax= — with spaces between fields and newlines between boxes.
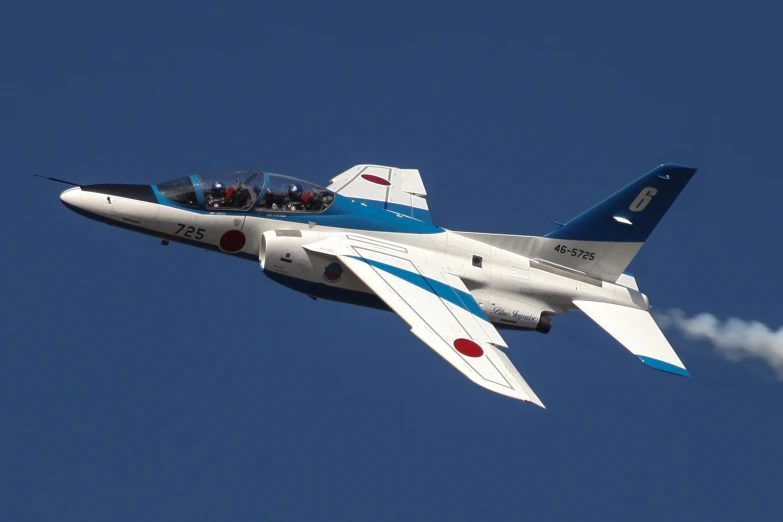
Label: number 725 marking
xmin=175 ymin=223 xmax=205 ymax=240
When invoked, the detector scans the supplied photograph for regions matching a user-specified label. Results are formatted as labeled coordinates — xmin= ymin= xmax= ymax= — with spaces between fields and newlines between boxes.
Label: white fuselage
xmin=62 ymin=186 xmax=650 ymax=333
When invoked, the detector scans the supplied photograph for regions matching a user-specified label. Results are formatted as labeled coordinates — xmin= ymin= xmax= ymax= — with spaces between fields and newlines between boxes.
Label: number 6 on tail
xmin=629 ymin=187 xmax=657 ymax=212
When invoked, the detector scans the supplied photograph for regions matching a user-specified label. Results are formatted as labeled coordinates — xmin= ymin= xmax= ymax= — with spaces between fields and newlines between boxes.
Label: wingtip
xmin=637 ymin=355 xmax=691 ymax=377
xmin=524 ymin=395 xmax=546 ymax=409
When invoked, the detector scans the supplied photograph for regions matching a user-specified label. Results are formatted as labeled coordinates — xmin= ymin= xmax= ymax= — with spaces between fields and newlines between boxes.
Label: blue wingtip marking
xmin=638 ymin=356 xmax=691 ymax=377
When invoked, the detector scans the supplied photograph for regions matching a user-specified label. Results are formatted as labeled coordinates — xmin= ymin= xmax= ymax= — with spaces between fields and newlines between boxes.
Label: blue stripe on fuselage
xmin=150 ymin=187 xmax=442 ymax=234
xmin=346 ymin=255 xmax=487 ymax=320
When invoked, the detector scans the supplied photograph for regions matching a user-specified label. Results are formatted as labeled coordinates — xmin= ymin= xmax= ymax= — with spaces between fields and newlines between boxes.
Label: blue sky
xmin=3 ymin=1 xmax=783 ymax=520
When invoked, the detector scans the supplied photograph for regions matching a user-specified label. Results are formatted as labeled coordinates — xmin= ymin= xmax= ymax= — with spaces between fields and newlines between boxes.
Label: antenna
xmin=33 ymin=174 xmax=81 ymax=187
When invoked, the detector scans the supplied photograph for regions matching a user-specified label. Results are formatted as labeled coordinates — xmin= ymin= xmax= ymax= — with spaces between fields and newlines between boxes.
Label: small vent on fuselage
xmin=275 ymin=230 xmax=303 ymax=237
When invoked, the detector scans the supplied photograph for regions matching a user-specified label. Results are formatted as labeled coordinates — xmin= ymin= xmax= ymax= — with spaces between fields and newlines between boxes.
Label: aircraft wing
xmin=326 ymin=164 xmax=432 ymax=224
xmin=305 ymin=235 xmax=544 ymax=407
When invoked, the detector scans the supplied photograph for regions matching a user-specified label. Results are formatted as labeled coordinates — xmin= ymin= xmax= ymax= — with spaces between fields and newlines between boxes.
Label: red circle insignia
xmin=361 ymin=174 xmax=392 ymax=186
xmin=219 ymin=229 xmax=246 ymax=253
xmin=453 ymin=338 xmax=484 ymax=358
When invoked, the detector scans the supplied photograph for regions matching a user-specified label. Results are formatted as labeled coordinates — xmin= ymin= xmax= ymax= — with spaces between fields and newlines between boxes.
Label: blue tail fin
xmin=546 ymin=164 xmax=697 ymax=243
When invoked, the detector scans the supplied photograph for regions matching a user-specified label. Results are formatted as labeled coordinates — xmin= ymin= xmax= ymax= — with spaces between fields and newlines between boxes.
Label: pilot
xmin=301 ymin=190 xmax=313 ymax=209
xmin=302 ymin=188 xmax=332 ymax=211
xmin=224 ymin=184 xmax=236 ymax=207
xmin=219 ymin=181 xmax=251 ymax=209
xmin=284 ymin=183 xmax=305 ymax=211
xmin=206 ymin=182 xmax=227 ymax=208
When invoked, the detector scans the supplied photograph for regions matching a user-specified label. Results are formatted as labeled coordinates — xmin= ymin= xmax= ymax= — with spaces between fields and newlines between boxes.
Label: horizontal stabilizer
xmin=573 ymin=300 xmax=689 ymax=377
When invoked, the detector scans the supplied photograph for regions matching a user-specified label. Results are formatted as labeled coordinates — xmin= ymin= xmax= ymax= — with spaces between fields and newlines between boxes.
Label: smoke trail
xmin=655 ymin=309 xmax=783 ymax=379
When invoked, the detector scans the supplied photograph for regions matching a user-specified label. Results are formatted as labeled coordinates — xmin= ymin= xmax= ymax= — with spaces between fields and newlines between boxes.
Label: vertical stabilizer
xmin=546 ymin=164 xmax=696 ymax=243
xmin=455 ymin=165 xmax=696 ymax=282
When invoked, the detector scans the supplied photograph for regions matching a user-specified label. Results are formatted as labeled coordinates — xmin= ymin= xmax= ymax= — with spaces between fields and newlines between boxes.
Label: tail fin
xmin=540 ymin=163 xmax=696 ymax=281
xmin=454 ymin=164 xmax=696 ymax=282
xmin=547 ymin=164 xmax=696 ymax=243
xmin=573 ymin=300 xmax=689 ymax=377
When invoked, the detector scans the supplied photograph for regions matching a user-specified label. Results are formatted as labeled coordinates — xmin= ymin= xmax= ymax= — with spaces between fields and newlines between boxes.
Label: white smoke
xmin=655 ymin=309 xmax=783 ymax=379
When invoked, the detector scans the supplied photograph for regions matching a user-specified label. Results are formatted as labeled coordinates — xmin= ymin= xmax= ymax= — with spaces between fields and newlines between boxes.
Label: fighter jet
xmin=49 ymin=163 xmax=697 ymax=407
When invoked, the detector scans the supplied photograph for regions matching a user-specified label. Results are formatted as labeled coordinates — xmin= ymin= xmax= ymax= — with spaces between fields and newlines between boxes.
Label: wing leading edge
xmin=305 ymin=235 xmax=544 ymax=407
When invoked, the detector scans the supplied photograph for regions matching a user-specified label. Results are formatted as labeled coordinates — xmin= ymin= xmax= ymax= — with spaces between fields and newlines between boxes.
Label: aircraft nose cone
xmin=60 ymin=186 xmax=82 ymax=208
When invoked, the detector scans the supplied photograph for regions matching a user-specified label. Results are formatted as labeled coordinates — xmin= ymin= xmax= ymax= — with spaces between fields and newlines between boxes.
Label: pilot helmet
xmin=212 ymin=182 xmax=225 ymax=193
xmin=288 ymin=183 xmax=303 ymax=199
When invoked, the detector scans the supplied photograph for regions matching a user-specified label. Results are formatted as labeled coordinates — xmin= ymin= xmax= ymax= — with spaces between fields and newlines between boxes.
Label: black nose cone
xmin=82 ymin=184 xmax=158 ymax=204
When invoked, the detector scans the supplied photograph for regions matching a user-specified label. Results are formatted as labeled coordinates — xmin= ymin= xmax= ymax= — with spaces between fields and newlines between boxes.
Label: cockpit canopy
xmin=155 ymin=171 xmax=336 ymax=213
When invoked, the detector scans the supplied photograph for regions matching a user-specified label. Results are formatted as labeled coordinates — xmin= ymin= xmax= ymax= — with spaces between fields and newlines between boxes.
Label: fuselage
xmin=59 ymin=172 xmax=650 ymax=334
